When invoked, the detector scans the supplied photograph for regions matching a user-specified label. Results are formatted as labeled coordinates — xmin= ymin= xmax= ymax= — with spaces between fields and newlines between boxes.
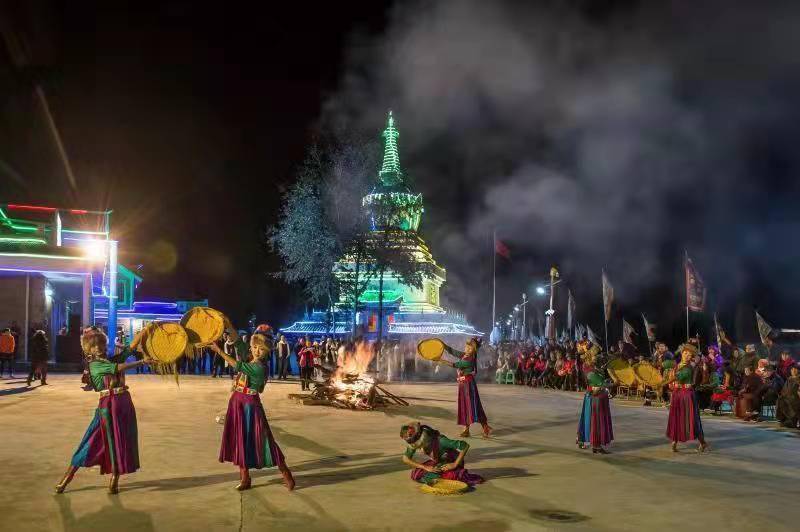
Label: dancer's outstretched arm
xmin=209 ymin=343 xmax=237 ymax=367
xmin=116 ymin=332 xmax=153 ymax=372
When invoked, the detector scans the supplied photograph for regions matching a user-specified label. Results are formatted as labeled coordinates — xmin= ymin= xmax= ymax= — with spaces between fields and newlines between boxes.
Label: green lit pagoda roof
xmin=364 ymin=110 xmax=424 ymax=231
xmin=371 ymin=110 xmax=415 ymax=195
xmin=379 ymin=110 xmax=402 ymax=187
xmin=358 ymin=289 xmax=403 ymax=304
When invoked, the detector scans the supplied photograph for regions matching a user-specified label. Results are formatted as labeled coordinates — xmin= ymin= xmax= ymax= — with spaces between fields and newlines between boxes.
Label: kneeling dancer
xmin=211 ymin=329 xmax=295 ymax=491
xmin=56 ymin=327 xmax=150 ymax=494
xmin=577 ymin=371 xmax=614 ymax=454
xmin=400 ymin=422 xmax=484 ymax=487
xmin=665 ymin=344 xmax=709 ymax=453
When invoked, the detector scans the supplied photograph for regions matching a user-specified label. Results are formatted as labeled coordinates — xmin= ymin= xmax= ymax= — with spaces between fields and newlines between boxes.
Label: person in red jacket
xmin=560 ymin=354 xmax=578 ymax=391
xmin=778 ymin=351 xmax=796 ymax=380
xmin=297 ymin=337 xmax=316 ymax=391
xmin=523 ymin=351 xmax=537 ymax=386
xmin=532 ymin=353 xmax=548 ymax=387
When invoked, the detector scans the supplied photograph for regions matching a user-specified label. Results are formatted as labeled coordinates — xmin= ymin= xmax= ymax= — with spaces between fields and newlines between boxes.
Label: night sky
xmin=0 ymin=1 xmax=390 ymax=326
xmin=3 ymin=1 xmax=800 ymax=346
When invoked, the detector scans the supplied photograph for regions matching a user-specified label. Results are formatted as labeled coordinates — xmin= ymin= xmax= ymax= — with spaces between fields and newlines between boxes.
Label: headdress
xmin=255 ymin=323 xmax=274 ymax=338
xmin=80 ymin=326 xmax=108 ymax=357
xmin=679 ymin=343 xmax=698 ymax=356
xmin=250 ymin=332 xmax=272 ymax=350
xmin=401 ymin=422 xmax=422 ymax=443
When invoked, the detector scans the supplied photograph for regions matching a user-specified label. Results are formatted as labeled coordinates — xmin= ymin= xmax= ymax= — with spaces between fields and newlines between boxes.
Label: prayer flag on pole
xmin=602 ymin=270 xmax=614 ymax=322
xmin=755 ymin=311 xmax=773 ymax=345
xmin=622 ymin=319 xmax=636 ymax=344
xmin=714 ymin=313 xmax=729 ymax=347
xmin=567 ymin=290 xmax=576 ymax=331
xmin=685 ymin=256 xmax=707 ymax=312
xmin=641 ymin=314 xmax=656 ymax=342
xmin=587 ymin=325 xmax=603 ymax=347
xmin=575 ymin=323 xmax=585 ymax=342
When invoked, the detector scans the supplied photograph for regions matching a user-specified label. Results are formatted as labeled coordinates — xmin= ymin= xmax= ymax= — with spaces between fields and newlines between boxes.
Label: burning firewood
xmin=288 ymin=341 xmax=410 ymax=410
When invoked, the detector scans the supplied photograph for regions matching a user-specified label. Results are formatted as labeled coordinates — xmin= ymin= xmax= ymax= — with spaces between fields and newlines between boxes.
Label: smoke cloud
xmin=320 ymin=0 xmax=800 ymax=340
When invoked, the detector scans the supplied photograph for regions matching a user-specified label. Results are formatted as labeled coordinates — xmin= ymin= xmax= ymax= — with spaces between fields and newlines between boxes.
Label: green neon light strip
xmin=0 ymin=237 xmax=46 ymax=244
xmin=9 ymin=224 xmax=40 ymax=232
xmin=0 ymin=252 xmax=88 ymax=261
xmin=1 ymin=207 xmax=44 ymax=233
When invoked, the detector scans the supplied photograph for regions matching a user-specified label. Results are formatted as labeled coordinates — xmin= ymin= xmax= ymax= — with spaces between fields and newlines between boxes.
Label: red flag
xmin=495 ymin=237 xmax=510 ymax=260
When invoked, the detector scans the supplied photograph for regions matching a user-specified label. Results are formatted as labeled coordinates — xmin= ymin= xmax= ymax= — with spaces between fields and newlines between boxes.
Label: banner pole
xmin=684 ymin=250 xmax=690 ymax=341
xmin=492 ymin=230 xmax=496 ymax=329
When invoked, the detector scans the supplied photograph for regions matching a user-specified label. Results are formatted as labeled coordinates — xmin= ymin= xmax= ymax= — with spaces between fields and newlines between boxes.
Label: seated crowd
xmin=492 ymin=336 xmax=800 ymax=429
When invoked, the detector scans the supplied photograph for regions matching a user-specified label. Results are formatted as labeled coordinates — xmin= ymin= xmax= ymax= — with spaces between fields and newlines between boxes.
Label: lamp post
xmin=544 ymin=266 xmax=560 ymax=340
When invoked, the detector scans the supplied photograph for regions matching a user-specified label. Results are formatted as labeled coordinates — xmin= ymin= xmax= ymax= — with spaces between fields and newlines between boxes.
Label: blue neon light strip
xmin=134 ymin=301 xmax=178 ymax=307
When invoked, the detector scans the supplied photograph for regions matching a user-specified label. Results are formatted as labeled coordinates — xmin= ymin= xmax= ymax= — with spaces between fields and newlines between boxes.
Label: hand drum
xmin=417 ymin=338 xmax=447 ymax=361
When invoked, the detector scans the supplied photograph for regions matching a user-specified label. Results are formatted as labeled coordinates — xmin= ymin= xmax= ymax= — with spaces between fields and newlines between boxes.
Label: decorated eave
xmin=280 ymin=321 xmax=352 ymax=335
xmin=388 ymin=321 xmax=484 ymax=336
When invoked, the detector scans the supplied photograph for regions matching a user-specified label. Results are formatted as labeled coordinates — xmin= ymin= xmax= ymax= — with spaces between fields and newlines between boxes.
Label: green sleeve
xmin=90 ymin=359 xmax=118 ymax=378
xmin=110 ymin=346 xmax=136 ymax=363
xmin=444 ymin=345 xmax=465 ymax=358
xmin=453 ymin=359 xmax=473 ymax=370
xmin=438 ymin=436 xmax=467 ymax=453
xmin=235 ymin=361 xmax=263 ymax=378
xmin=404 ymin=446 xmax=416 ymax=459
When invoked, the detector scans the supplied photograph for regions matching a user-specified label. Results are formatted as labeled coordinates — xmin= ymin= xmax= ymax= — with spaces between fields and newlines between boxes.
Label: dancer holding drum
xmin=209 ymin=328 xmax=295 ymax=491
xmin=418 ymin=337 xmax=492 ymax=438
xmin=56 ymin=327 xmax=151 ymax=494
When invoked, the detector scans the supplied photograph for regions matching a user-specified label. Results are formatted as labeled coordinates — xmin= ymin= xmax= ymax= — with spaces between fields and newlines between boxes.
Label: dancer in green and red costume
xmin=56 ymin=327 xmax=152 ymax=495
xmin=439 ymin=337 xmax=492 ymax=438
xmin=400 ymin=422 xmax=484 ymax=487
xmin=664 ymin=344 xmax=710 ymax=453
xmin=210 ymin=327 xmax=295 ymax=491
xmin=577 ymin=372 xmax=614 ymax=454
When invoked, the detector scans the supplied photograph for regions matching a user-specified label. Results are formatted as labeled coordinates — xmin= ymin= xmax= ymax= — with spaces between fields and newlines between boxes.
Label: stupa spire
xmin=379 ymin=109 xmax=402 ymax=186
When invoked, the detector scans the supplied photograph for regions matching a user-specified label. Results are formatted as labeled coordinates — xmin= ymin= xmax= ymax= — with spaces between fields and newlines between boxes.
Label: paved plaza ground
xmin=1 ymin=374 xmax=799 ymax=532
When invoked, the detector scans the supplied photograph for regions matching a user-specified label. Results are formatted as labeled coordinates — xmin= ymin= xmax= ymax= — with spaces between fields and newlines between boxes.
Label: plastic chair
xmin=505 ymin=370 xmax=515 ymax=384
xmin=495 ymin=371 xmax=504 ymax=384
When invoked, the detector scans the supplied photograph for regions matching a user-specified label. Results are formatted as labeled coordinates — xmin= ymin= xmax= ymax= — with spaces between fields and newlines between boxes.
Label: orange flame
xmin=333 ymin=340 xmax=375 ymax=382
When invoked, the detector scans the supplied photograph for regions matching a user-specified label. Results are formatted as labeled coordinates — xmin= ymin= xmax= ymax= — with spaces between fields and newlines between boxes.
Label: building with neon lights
xmin=281 ymin=111 xmax=481 ymax=342
xmin=0 ymin=204 xmax=206 ymax=366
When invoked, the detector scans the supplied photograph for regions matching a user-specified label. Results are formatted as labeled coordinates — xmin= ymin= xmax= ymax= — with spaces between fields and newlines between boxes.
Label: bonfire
xmin=289 ymin=341 xmax=408 ymax=410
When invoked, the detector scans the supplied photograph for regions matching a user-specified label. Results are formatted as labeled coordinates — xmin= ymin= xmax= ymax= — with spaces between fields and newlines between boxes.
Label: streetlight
xmin=536 ymin=286 xmax=546 ymax=296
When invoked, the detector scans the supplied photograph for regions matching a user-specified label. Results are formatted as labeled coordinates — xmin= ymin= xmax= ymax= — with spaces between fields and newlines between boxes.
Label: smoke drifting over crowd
xmin=321 ymin=0 xmax=800 ymax=340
